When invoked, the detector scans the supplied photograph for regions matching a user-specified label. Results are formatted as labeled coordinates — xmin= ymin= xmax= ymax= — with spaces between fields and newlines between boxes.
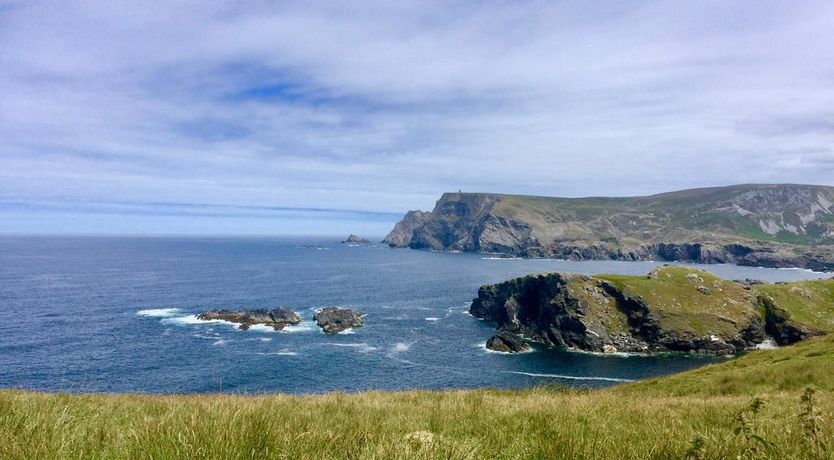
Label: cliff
xmin=470 ymin=266 xmax=833 ymax=354
xmin=384 ymin=184 xmax=834 ymax=270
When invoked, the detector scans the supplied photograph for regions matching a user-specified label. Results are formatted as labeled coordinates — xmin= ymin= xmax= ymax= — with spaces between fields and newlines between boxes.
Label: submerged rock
xmin=485 ymin=330 xmax=530 ymax=353
xmin=314 ymin=307 xmax=364 ymax=334
xmin=197 ymin=307 xmax=301 ymax=331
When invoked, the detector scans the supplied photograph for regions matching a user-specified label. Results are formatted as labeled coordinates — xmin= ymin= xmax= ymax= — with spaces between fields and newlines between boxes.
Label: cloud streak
xmin=1 ymin=0 xmax=833 ymax=234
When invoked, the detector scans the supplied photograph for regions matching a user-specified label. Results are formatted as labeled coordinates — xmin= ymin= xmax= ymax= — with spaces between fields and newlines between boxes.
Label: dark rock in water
xmin=314 ymin=307 xmax=364 ymax=334
xmin=342 ymin=234 xmax=370 ymax=244
xmin=197 ymin=307 xmax=301 ymax=331
xmin=485 ymin=330 xmax=530 ymax=353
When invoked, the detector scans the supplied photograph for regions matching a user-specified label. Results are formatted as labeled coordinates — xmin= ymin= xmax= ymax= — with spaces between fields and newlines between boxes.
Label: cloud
xmin=1 ymin=0 xmax=833 ymax=233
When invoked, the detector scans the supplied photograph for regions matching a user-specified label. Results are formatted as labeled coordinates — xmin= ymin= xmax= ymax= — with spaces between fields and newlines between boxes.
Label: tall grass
xmin=2 ymin=336 xmax=833 ymax=459
xmin=1 ymin=387 xmax=831 ymax=459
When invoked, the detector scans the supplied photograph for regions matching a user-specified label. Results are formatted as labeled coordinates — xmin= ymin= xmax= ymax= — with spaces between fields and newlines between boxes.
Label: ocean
xmin=0 ymin=236 xmax=828 ymax=394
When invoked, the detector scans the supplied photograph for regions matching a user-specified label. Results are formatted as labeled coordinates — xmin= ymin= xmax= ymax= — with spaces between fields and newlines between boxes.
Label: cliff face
xmin=382 ymin=210 xmax=431 ymax=247
xmin=470 ymin=267 xmax=831 ymax=354
xmin=384 ymin=184 xmax=834 ymax=270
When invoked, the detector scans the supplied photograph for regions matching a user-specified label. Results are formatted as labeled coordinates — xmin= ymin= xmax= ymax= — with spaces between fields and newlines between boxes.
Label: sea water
xmin=0 ymin=236 xmax=828 ymax=394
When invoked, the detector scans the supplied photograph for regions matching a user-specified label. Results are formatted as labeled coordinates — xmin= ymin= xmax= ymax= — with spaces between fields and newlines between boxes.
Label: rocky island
xmin=197 ymin=307 xmax=301 ymax=331
xmin=385 ymin=184 xmax=834 ymax=271
xmin=472 ymin=266 xmax=834 ymax=354
xmin=342 ymin=234 xmax=370 ymax=244
xmin=314 ymin=307 xmax=365 ymax=334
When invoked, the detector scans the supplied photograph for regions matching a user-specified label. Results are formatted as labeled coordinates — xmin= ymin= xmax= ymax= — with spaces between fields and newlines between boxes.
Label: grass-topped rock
xmin=471 ymin=266 xmax=834 ymax=354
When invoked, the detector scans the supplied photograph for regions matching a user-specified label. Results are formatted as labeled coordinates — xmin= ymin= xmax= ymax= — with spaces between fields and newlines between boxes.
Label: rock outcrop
xmin=471 ymin=267 xmax=834 ymax=355
xmin=314 ymin=307 xmax=365 ymax=334
xmin=197 ymin=307 xmax=301 ymax=331
xmin=342 ymin=234 xmax=370 ymax=244
xmin=756 ymin=294 xmax=827 ymax=345
xmin=385 ymin=184 xmax=834 ymax=270
xmin=485 ymin=330 xmax=530 ymax=353
xmin=383 ymin=210 xmax=431 ymax=247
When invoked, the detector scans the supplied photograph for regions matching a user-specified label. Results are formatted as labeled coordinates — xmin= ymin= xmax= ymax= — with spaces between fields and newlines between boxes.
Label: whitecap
xmin=246 ymin=324 xmax=280 ymax=333
xmin=162 ymin=315 xmax=236 ymax=327
xmin=392 ymin=342 xmax=411 ymax=353
xmin=256 ymin=349 xmax=297 ymax=356
xmin=193 ymin=333 xmax=221 ymax=340
xmin=212 ymin=339 xmax=227 ymax=346
xmin=136 ymin=308 xmax=182 ymax=317
xmin=260 ymin=337 xmax=272 ymax=342
xmin=326 ymin=343 xmax=377 ymax=353
xmin=505 ymin=371 xmax=633 ymax=383
xmin=280 ymin=323 xmax=317 ymax=334
xmin=425 ymin=317 xmax=440 ymax=322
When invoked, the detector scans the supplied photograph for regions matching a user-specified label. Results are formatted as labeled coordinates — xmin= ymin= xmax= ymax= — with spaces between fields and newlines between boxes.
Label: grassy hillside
xmin=2 ymin=336 xmax=833 ymax=459
xmin=388 ymin=184 xmax=834 ymax=270
xmin=599 ymin=267 xmax=758 ymax=336
xmin=755 ymin=280 xmax=834 ymax=333
xmin=492 ymin=184 xmax=834 ymax=246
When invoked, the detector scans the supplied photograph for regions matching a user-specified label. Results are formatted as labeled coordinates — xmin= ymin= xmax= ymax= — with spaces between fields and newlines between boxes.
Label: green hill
xmin=385 ymin=184 xmax=834 ymax=270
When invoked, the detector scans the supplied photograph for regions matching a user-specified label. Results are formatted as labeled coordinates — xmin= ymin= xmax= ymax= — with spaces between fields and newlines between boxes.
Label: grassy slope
xmin=566 ymin=276 xmax=631 ymax=335
xmin=2 ymin=337 xmax=834 ymax=459
xmin=486 ymin=184 xmax=834 ymax=246
xmin=598 ymin=267 xmax=758 ymax=336
xmin=755 ymin=280 xmax=834 ymax=332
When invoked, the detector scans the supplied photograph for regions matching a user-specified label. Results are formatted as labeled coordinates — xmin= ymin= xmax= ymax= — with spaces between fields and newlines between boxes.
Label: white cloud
xmin=1 ymin=0 xmax=833 ymax=233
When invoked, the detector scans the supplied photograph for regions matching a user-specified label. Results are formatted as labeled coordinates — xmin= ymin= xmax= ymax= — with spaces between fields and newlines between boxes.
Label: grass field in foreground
xmin=2 ymin=336 xmax=833 ymax=459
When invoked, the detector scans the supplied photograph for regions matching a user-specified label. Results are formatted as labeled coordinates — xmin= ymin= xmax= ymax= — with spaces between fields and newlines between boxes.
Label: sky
xmin=1 ymin=1 xmax=834 ymax=236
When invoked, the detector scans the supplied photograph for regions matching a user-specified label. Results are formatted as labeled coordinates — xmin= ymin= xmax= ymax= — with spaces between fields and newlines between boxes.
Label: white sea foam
xmin=193 ymin=333 xmax=221 ymax=340
xmin=476 ymin=342 xmax=534 ymax=355
xmin=481 ymin=256 xmax=520 ymax=260
xmin=755 ymin=338 xmax=779 ymax=350
xmin=260 ymin=337 xmax=272 ymax=342
xmin=337 ymin=328 xmax=355 ymax=334
xmin=136 ymin=308 xmax=182 ymax=317
xmin=246 ymin=324 xmax=279 ymax=333
xmin=212 ymin=339 xmax=227 ymax=346
xmin=162 ymin=315 xmax=236 ymax=327
xmin=392 ymin=342 xmax=411 ymax=353
xmin=425 ymin=317 xmax=440 ymax=322
xmin=256 ymin=350 xmax=298 ymax=356
xmin=327 ymin=343 xmax=377 ymax=353
xmin=505 ymin=371 xmax=634 ymax=383
xmin=565 ymin=347 xmax=642 ymax=358
xmin=281 ymin=323 xmax=317 ymax=333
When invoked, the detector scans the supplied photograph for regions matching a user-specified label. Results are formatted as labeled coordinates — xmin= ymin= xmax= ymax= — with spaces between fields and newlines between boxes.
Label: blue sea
xmin=0 ymin=236 xmax=829 ymax=394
